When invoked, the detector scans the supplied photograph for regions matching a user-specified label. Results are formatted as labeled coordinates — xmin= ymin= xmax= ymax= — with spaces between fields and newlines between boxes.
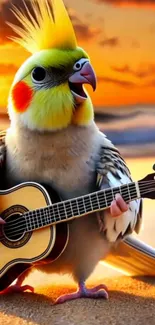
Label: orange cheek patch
xmin=11 ymin=81 xmax=33 ymax=112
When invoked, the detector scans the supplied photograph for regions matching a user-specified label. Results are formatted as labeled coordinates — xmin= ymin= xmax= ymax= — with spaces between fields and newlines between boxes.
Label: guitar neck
xmin=24 ymin=181 xmax=141 ymax=232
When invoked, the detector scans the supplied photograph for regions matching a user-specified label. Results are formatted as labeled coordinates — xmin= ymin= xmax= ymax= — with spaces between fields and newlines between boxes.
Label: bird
xmin=0 ymin=0 xmax=142 ymax=303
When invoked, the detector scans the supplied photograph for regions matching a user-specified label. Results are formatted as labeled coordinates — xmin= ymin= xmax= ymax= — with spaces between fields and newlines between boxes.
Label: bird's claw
xmin=0 ymin=284 xmax=34 ymax=295
xmin=55 ymin=283 xmax=108 ymax=304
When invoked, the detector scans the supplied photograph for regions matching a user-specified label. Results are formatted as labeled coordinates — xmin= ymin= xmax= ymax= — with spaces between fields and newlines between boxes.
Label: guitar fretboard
xmin=24 ymin=181 xmax=140 ymax=232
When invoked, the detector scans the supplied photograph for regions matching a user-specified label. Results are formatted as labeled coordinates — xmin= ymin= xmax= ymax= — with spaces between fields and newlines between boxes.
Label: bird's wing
xmin=95 ymin=133 xmax=143 ymax=243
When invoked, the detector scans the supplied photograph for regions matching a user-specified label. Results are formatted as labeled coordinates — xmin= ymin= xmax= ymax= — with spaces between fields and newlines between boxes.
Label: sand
xmin=0 ymin=276 xmax=155 ymax=325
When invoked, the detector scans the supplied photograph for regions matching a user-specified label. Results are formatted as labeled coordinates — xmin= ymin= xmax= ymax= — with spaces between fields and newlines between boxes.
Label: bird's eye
xmin=31 ymin=67 xmax=47 ymax=83
xmin=73 ymin=62 xmax=82 ymax=72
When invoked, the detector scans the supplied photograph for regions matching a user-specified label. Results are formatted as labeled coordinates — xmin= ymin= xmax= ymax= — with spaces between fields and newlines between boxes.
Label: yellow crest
xmin=7 ymin=0 xmax=77 ymax=53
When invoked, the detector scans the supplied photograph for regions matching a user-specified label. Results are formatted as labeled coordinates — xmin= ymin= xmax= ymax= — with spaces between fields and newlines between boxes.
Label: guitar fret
xmin=95 ymin=193 xmax=100 ymax=209
xmin=104 ymin=191 xmax=108 ymax=207
xmin=91 ymin=193 xmax=98 ymax=210
xmin=75 ymin=199 xmax=80 ymax=215
xmin=57 ymin=203 xmax=64 ymax=221
xmin=89 ymin=195 xmax=94 ymax=211
xmin=82 ymin=197 xmax=86 ymax=214
xmin=25 ymin=213 xmax=31 ymax=232
xmin=24 ymin=180 xmax=141 ymax=233
xmin=38 ymin=210 xmax=44 ymax=228
xmin=84 ymin=195 xmax=92 ymax=213
xmin=97 ymin=191 xmax=106 ymax=209
xmin=49 ymin=205 xmax=54 ymax=222
xmin=36 ymin=210 xmax=40 ymax=228
xmin=71 ymin=199 xmax=79 ymax=216
xmin=112 ymin=187 xmax=120 ymax=199
xmin=64 ymin=201 xmax=73 ymax=218
xmin=53 ymin=204 xmax=59 ymax=222
xmin=31 ymin=212 xmax=36 ymax=230
xmin=111 ymin=187 xmax=114 ymax=201
xmin=106 ymin=187 xmax=114 ymax=205
xmin=28 ymin=212 xmax=33 ymax=230
xmin=129 ymin=183 xmax=137 ymax=200
xmin=33 ymin=213 xmax=37 ymax=229
xmin=119 ymin=185 xmax=127 ymax=201
xmin=63 ymin=202 xmax=67 ymax=219
xmin=47 ymin=209 xmax=51 ymax=223
xmin=77 ymin=197 xmax=85 ymax=214
xmin=44 ymin=209 xmax=49 ymax=226
xmin=34 ymin=211 xmax=38 ymax=228
xmin=58 ymin=202 xmax=67 ymax=221
xmin=32 ymin=212 xmax=37 ymax=230
xmin=127 ymin=184 xmax=131 ymax=201
xmin=69 ymin=201 xmax=74 ymax=216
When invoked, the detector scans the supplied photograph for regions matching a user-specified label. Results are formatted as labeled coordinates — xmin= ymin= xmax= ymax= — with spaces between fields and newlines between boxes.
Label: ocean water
xmin=96 ymin=106 xmax=155 ymax=157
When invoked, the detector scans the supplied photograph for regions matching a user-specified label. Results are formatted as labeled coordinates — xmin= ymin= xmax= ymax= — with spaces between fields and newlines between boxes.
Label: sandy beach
xmin=0 ymin=275 xmax=155 ymax=325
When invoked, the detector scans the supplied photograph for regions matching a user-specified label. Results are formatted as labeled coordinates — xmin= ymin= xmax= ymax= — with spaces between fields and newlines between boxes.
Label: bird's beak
xmin=69 ymin=61 xmax=97 ymax=104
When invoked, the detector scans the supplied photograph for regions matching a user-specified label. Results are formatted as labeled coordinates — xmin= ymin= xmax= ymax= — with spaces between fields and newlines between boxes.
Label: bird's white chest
xmin=5 ymin=126 xmax=101 ymax=198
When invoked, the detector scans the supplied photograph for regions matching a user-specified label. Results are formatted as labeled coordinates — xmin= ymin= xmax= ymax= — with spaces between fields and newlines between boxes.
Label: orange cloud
xmin=99 ymin=37 xmax=120 ymax=47
xmin=68 ymin=8 xmax=101 ymax=41
xmin=146 ymin=79 xmax=155 ymax=87
xmin=111 ymin=64 xmax=155 ymax=78
xmin=74 ymin=24 xmax=101 ymax=41
xmin=97 ymin=76 xmax=137 ymax=88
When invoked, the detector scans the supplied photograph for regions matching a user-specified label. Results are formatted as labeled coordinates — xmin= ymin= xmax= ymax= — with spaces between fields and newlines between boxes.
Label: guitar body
xmin=0 ymin=183 xmax=69 ymax=291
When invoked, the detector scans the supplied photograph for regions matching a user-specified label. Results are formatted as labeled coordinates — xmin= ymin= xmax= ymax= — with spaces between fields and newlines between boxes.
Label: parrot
xmin=0 ymin=0 xmax=143 ymax=303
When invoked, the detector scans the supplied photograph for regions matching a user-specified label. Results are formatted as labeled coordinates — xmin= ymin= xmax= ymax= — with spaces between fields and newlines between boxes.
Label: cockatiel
xmin=0 ymin=0 xmax=142 ymax=303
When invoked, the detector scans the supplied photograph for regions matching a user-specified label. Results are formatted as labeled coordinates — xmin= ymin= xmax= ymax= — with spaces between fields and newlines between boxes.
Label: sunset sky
xmin=1 ymin=0 xmax=155 ymax=111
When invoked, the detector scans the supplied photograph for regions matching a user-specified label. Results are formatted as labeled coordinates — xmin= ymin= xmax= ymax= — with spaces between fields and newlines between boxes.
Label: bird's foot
xmin=0 ymin=284 xmax=34 ymax=295
xmin=55 ymin=282 xmax=108 ymax=304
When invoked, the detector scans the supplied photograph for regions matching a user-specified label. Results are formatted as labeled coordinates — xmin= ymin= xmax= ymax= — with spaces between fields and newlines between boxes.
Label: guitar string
xmin=1 ymin=182 xmax=152 ymax=233
xmin=0 ymin=186 xmax=153 ymax=240
xmin=3 ymin=180 xmax=153 ymax=228
xmin=0 ymin=187 xmax=140 ymax=239
xmin=1 ymin=184 xmax=140 ymax=229
xmin=0 ymin=187 xmax=153 ymax=241
xmin=2 ymin=180 xmax=153 ymax=232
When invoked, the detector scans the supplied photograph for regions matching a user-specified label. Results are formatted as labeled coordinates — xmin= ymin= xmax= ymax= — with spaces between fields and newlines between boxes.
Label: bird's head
xmin=8 ymin=0 xmax=97 ymax=131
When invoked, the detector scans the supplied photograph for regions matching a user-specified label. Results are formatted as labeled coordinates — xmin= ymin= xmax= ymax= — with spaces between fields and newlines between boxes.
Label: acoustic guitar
xmin=0 ymin=172 xmax=155 ymax=292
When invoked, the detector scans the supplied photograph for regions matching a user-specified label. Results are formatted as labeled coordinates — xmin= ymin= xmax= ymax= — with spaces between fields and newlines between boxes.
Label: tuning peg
xmin=153 ymin=164 xmax=155 ymax=171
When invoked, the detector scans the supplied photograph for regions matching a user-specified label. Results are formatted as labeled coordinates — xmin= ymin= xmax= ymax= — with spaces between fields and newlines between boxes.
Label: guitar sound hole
xmin=3 ymin=214 xmax=26 ymax=242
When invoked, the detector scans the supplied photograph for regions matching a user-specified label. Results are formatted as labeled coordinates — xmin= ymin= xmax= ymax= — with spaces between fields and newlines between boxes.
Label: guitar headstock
xmin=139 ymin=172 xmax=155 ymax=199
